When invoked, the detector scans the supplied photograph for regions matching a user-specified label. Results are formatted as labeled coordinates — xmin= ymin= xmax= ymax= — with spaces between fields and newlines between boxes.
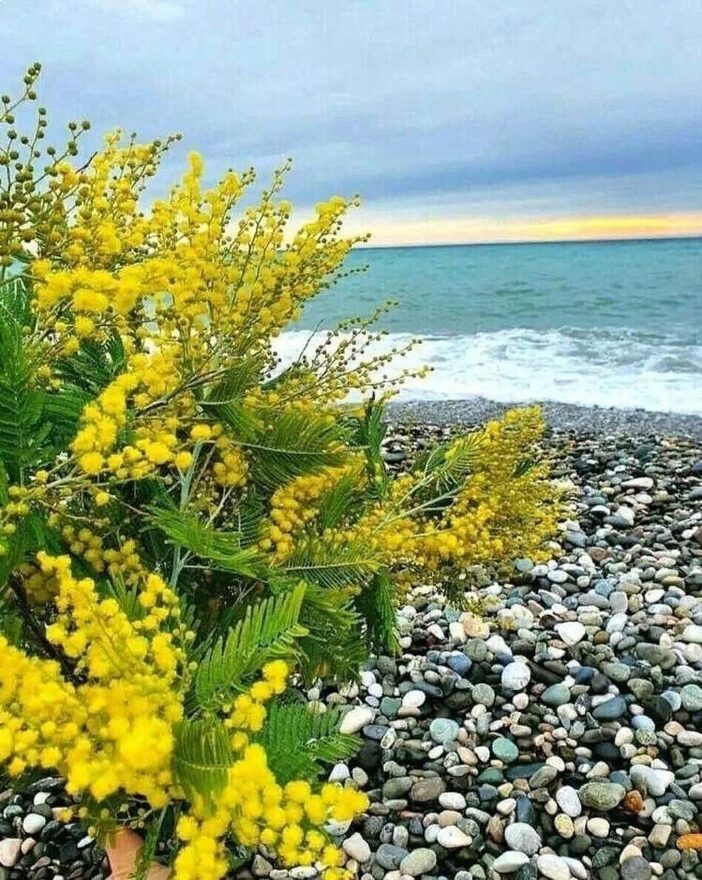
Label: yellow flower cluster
xmin=174 ymin=741 xmax=368 ymax=880
xmin=0 ymin=121 xmax=425 ymax=537
xmin=18 ymin=560 xmax=62 ymax=604
xmin=418 ymin=406 xmax=558 ymax=569
xmin=1 ymin=562 xmax=368 ymax=880
xmin=211 ymin=435 xmax=249 ymax=489
xmin=102 ymin=538 xmax=147 ymax=585
xmin=0 ymin=485 xmax=32 ymax=541
xmin=0 ymin=635 xmax=85 ymax=777
xmin=226 ymin=659 xmax=289 ymax=746
xmin=58 ymin=523 xmax=144 ymax=581
xmin=61 ymin=523 xmax=105 ymax=571
xmin=71 ymin=350 xmax=193 ymax=478
xmin=260 ymin=465 xmax=356 ymax=559
xmin=170 ymin=659 xmax=367 ymax=880
xmin=0 ymin=554 xmax=184 ymax=805
xmin=375 ymin=406 xmax=559 ymax=573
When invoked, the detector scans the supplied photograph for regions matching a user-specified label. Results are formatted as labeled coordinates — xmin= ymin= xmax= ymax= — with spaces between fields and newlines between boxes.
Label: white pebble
xmin=537 ymin=853 xmax=571 ymax=880
xmin=402 ymin=690 xmax=426 ymax=709
xmin=438 ymin=792 xmax=466 ymax=811
xmin=339 ymin=706 xmax=374 ymax=734
xmin=492 ymin=851 xmax=530 ymax=873
xmin=436 ymin=826 xmax=472 ymax=849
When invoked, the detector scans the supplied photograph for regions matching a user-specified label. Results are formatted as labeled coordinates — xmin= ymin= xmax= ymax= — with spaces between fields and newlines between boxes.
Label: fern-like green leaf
xmin=316 ymin=473 xmax=363 ymax=531
xmin=201 ymin=357 xmax=267 ymax=439
xmin=356 ymin=569 xmax=399 ymax=654
xmin=256 ymin=702 xmax=360 ymax=784
xmin=205 ymin=356 xmax=266 ymax=403
xmin=352 ymin=398 xmax=389 ymax=499
xmin=243 ymin=409 xmax=351 ymax=488
xmin=296 ymin=583 xmax=368 ymax=682
xmin=41 ymin=386 xmax=93 ymax=449
xmin=0 ymin=512 xmax=62 ymax=593
xmin=53 ymin=333 xmax=127 ymax=395
xmin=172 ymin=718 xmax=233 ymax=803
xmin=0 ymin=278 xmax=47 ymax=480
xmin=421 ymin=432 xmax=483 ymax=490
xmin=194 ymin=586 xmax=307 ymax=709
xmin=235 ymin=492 xmax=266 ymax=548
xmin=282 ymin=537 xmax=381 ymax=589
xmin=147 ymin=506 xmax=266 ymax=578
xmin=513 ymin=458 xmax=536 ymax=478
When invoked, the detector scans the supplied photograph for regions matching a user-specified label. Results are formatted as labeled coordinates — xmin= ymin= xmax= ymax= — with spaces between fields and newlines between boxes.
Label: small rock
xmin=682 ymin=624 xmax=702 ymax=644
xmin=436 ymin=826 xmax=471 ymax=849
xmin=399 ymin=849 xmax=437 ymax=877
xmin=492 ymin=851 xmax=530 ymax=874
xmin=554 ymin=814 xmax=575 ymax=838
xmin=429 ymin=718 xmax=460 ymax=744
xmin=410 ymin=777 xmax=446 ymax=803
xmin=620 ymin=856 xmax=651 ymax=880
xmin=0 ymin=840 xmax=21 ymax=869
xmin=402 ymin=690 xmax=426 ymax=710
xmin=339 ymin=706 xmax=374 ymax=734
xmin=253 ymin=855 xmax=273 ymax=877
xmin=586 ymin=817 xmax=610 ymax=838
xmin=554 ymin=621 xmax=586 ymax=646
xmin=555 ymin=786 xmax=582 ymax=818
xmin=579 ymin=782 xmax=626 ymax=811
xmin=342 ymin=834 xmax=371 ymax=864
xmin=21 ymin=814 xmax=46 ymax=835
xmin=375 ymin=844 xmax=409 ymax=870
xmin=541 ymin=683 xmax=572 ymax=707
xmin=592 ymin=696 xmax=627 ymax=720
xmin=492 ymin=737 xmax=520 ymax=764
xmin=681 ymin=684 xmax=702 ymax=712
xmin=536 ymin=853 xmax=571 ymax=880
xmin=472 ymin=683 xmax=496 ymax=707
xmin=501 ymin=662 xmax=531 ymax=691
xmin=648 ymin=824 xmax=672 ymax=848
xmin=504 ymin=822 xmax=541 ymax=856
xmin=438 ymin=792 xmax=466 ymax=811
xmin=622 ymin=477 xmax=654 ymax=490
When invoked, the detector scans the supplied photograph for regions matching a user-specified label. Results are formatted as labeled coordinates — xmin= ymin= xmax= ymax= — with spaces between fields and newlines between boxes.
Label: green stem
xmin=169 ymin=444 xmax=203 ymax=588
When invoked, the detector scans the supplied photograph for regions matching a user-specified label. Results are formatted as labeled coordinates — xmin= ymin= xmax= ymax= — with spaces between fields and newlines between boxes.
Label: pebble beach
xmin=2 ymin=404 xmax=702 ymax=880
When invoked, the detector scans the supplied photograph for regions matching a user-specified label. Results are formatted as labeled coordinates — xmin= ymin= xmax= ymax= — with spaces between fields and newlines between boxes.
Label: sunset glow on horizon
xmin=350 ymin=212 xmax=702 ymax=247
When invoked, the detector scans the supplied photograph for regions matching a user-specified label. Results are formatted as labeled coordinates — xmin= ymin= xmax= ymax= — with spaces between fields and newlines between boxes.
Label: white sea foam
xmin=276 ymin=327 xmax=702 ymax=414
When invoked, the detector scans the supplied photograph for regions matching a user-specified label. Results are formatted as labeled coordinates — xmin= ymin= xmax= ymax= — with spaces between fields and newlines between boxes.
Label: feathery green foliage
xmin=243 ymin=409 xmax=352 ymax=488
xmin=282 ymin=537 xmax=381 ymax=590
xmin=173 ymin=718 xmax=234 ymax=803
xmin=147 ymin=506 xmax=264 ymax=578
xmin=194 ymin=586 xmax=307 ymax=709
xmin=257 ymin=703 xmax=360 ymax=783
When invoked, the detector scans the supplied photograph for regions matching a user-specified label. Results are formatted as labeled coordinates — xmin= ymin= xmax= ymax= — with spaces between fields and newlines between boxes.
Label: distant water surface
xmin=278 ymin=238 xmax=702 ymax=414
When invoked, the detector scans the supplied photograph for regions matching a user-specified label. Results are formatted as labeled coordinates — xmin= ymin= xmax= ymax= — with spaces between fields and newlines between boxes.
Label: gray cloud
xmin=2 ymin=0 xmax=701 ymax=217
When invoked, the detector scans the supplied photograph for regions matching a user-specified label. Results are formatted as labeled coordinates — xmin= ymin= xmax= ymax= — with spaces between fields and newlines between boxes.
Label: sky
xmin=2 ymin=0 xmax=702 ymax=245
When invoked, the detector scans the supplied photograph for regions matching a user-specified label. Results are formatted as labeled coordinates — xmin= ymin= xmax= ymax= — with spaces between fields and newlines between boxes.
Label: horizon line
xmin=357 ymin=232 xmax=702 ymax=250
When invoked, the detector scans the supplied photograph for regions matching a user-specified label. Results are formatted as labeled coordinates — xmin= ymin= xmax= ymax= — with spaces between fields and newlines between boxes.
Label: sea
xmin=278 ymin=237 xmax=702 ymax=414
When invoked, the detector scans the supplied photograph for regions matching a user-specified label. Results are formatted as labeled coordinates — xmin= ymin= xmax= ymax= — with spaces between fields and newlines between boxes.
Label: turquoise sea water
xmin=279 ymin=237 xmax=702 ymax=413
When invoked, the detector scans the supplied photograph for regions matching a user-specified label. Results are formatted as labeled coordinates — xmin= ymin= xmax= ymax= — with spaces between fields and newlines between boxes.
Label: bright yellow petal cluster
xmin=410 ymin=406 xmax=559 ymax=569
xmin=168 ymin=660 xmax=368 ymax=880
xmin=0 ymin=554 xmax=185 ymax=807
xmin=71 ymin=350 xmax=191 ymax=478
xmin=260 ymin=463 xmax=357 ymax=560
xmin=173 ymin=740 xmax=368 ymax=880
